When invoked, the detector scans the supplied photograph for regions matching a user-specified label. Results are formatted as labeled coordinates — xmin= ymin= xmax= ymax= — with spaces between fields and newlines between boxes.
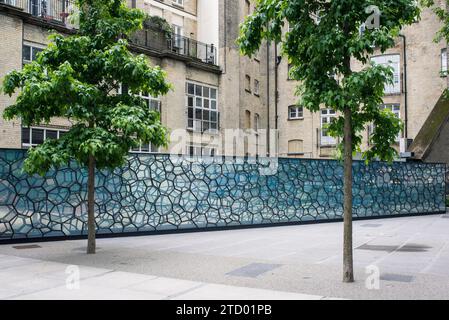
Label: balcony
xmin=0 ymin=0 xmax=77 ymax=25
xmin=1 ymin=1 xmax=219 ymax=68
xmin=130 ymin=27 xmax=218 ymax=66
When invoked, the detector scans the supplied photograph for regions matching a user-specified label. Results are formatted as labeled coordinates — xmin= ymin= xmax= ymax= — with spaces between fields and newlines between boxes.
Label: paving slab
xmin=1 ymin=213 xmax=449 ymax=299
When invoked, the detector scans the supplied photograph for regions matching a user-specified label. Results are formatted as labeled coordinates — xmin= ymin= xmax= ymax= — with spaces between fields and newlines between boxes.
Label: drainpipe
xmin=267 ymin=40 xmax=271 ymax=156
xmin=274 ymin=42 xmax=279 ymax=130
xmin=399 ymin=34 xmax=408 ymax=139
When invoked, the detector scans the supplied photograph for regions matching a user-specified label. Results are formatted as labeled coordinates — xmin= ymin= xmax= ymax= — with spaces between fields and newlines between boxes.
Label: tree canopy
xmin=2 ymin=0 xmax=171 ymax=175
xmin=238 ymin=0 xmax=420 ymax=161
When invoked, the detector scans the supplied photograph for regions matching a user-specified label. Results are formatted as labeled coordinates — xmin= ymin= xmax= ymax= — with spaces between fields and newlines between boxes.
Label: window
xmin=288 ymin=140 xmax=304 ymax=155
xmin=254 ymin=113 xmax=260 ymax=131
xmin=23 ymin=44 xmax=44 ymax=65
xmin=442 ymin=48 xmax=447 ymax=76
xmin=187 ymin=144 xmax=216 ymax=157
xmin=368 ymin=104 xmax=401 ymax=143
xmin=2 ymin=0 xmax=17 ymax=6
xmin=131 ymin=92 xmax=162 ymax=153
xmin=288 ymin=105 xmax=303 ymax=120
xmin=381 ymin=104 xmax=401 ymax=142
xmin=288 ymin=64 xmax=294 ymax=80
xmin=371 ymin=54 xmax=401 ymax=94
xmin=245 ymin=75 xmax=251 ymax=93
xmin=172 ymin=24 xmax=184 ymax=51
xmin=28 ymin=0 xmax=53 ymax=17
xmin=119 ymin=86 xmax=162 ymax=153
xmin=254 ymin=79 xmax=260 ymax=96
xmin=245 ymin=110 xmax=251 ymax=129
xmin=172 ymin=0 xmax=184 ymax=7
xmin=186 ymin=82 xmax=219 ymax=133
xmin=320 ymin=108 xmax=337 ymax=146
xmin=22 ymin=127 xmax=68 ymax=148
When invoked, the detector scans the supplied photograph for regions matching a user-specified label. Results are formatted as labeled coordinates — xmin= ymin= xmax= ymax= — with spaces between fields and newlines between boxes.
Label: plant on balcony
xmin=238 ymin=0 xmax=420 ymax=283
xmin=144 ymin=14 xmax=173 ymax=39
xmin=1 ymin=0 xmax=171 ymax=254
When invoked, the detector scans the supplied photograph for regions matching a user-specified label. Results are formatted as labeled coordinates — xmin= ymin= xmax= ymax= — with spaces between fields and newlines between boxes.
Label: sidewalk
xmin=1 ymin=213 xmax=449 ymax=300
xmin=0 ymin=254 xmax=327 ymax=300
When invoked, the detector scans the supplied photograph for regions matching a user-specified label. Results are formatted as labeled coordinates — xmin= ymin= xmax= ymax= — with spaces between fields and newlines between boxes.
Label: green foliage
xmin=2 ymin=0 xmax=171 ymax=175
xmin=144 ymin=15 xmax=173 ymax=35
xmin=238 ymin=0 xmax=420 ymax=162
xmin=422 ymin=0 xmax=449 ymax=97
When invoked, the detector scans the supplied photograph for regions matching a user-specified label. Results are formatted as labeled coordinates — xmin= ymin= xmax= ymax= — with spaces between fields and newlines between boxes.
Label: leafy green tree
xmin=422 ymin=0 xmax=449 ymax=80
xmin=1 ymin=0 xmax=170 ymax=254
xmin=238 ymin=0 xmax=419 ymax=282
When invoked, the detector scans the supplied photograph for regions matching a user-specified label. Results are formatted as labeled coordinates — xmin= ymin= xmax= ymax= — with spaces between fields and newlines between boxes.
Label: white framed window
xmin=186 ymin=82 xmax=219 ymax=133
xmin=22 ymin=126 xmax=68 ymax=148
xmin=28 ymin=0 xmax=53 ymax=17
xmin=442 ymin=48 xmax=447 ymax=75
xmin=23 ymin=44 xmax=44 ymax=65
xmin=172 ymin=0 xmax=184 ymax=7
xmin=380 ymin=104 xmax=401 ymax=142
xmin=368 ymin=104 xmax=401 ymax=143
xmin=172 ymin=24 xmax=184 ymax=51
xmin=320 ymin=108 xmax=337 ymax=146
xmin=119 ymin=85 xmax=162 ymax=154
xmin=371 ymin=54 xmax=401 ymax=94
xmin=288 ymin=105 xmax=303 ymax=120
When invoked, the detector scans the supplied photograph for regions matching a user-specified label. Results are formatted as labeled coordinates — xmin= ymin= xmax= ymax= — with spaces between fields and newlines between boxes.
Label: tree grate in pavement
xmin=12 ymin=244 xmax=41 ymax=250
xmin=380 ymin=273 xmax=414 ymax=283
xmin=226 ymin=263 xmax=282 ymax=278
xmin=357 ymin=243 xmax=432 ymax=253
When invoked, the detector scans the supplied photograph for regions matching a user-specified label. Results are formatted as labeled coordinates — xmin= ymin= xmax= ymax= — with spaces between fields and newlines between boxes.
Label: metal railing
xmin=130 ymin=28 xmax=218 ymax=65
xmin=0 ymin=0 xmax=76 ymax=25
xmin=1 ymin=1 xmax=218 ymax=65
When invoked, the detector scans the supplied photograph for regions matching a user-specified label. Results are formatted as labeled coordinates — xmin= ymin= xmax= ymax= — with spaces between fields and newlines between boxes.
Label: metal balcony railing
xmin=0 ymin=0 xmax=76 ymax=25
xmin=1 ymin=1 xmax=218 ymax=66
xmin=130 ymin=28 xmax=218 ymax=66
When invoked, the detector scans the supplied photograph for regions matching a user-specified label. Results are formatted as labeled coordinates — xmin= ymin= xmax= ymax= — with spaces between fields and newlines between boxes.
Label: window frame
xmin=371 ymin=54 xmax=401 ymax=95
xmin=186 ymin=143 xmax=217 ymax=157
xmin=119 ymin=85 xmax=162 ymax=154
xmin=442 ymin=48 xmax=447 ymax=76
xmin=320 ymin=108 xmax=337 ymax=146
xmin=288 ymin=105 xmax=304 ymax=120
xmin=172 ymin=0 xmax=184 ymax=8
xmin=22 ymin=126 xmax=68 ymax=148
xmin=245 ymin=75 xmax=252 ymax=93
xmin=22 ymin=43 xmax=45 ymax=65
xmin=186 ymin=81 xmax=219 ymax=134
xmin=254 ymin=79 xmax=260 ymax=96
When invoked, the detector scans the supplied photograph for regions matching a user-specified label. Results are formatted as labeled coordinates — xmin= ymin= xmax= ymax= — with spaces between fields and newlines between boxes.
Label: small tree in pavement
xmin=238 ymin=0 xmax=419 ymax=282
xmin=1 ymin=0 xmax=171 ymax=254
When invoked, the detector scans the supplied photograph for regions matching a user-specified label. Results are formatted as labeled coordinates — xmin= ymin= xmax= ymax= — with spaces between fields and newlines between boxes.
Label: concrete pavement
xmin=1 ymin=212 xmax=449 ymax=299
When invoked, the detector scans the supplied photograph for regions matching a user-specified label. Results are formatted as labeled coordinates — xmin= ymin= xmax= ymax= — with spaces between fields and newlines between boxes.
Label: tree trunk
xmin=87 ymin=154 xmax=96 ymax=254
xmin=343 ymin=106 xmax=354 ymax=283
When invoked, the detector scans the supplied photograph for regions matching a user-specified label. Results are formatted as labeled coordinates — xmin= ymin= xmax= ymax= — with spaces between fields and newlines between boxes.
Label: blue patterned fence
xmin=0 ymin=149 xmax=446 ymax=241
